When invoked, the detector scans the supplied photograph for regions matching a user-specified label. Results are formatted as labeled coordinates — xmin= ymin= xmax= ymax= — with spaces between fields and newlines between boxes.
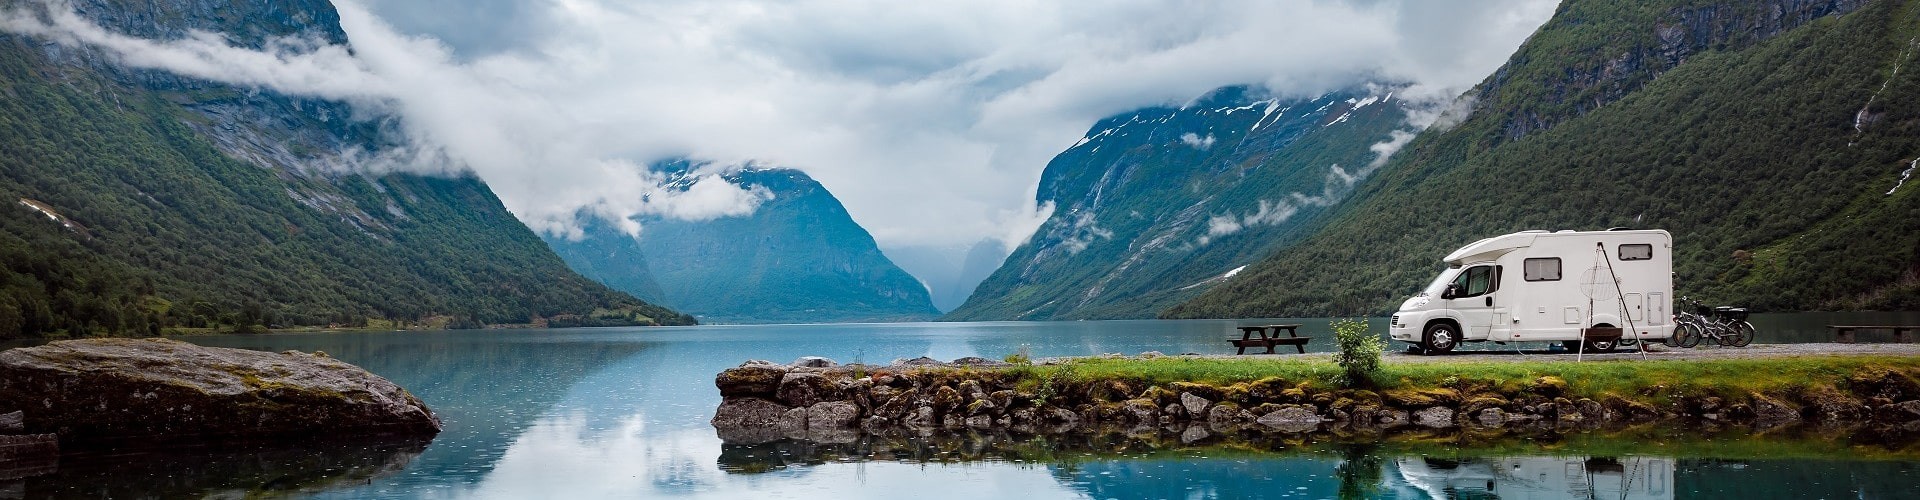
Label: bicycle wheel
xmin=1714 ymin=323 xmax=1738 ymax=346
xmin=1663 ymin=320 xmax=1683 ymax=347
xmin=1675 ymin=322 xmax=1702 ymax=348
xmin=1729 ymin=321 xmax=1755 ymax=347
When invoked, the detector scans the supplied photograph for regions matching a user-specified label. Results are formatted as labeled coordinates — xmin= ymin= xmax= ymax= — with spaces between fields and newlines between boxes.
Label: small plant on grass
xmin=1004 ymin=344 xmax=1033 ymax=365
xmin=1332 ymin=318 xmax=1385 ymax=387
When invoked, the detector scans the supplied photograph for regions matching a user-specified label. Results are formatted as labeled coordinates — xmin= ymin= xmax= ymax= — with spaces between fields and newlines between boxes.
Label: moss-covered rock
xmin=0 ymin=338 xmax=439 ymax=444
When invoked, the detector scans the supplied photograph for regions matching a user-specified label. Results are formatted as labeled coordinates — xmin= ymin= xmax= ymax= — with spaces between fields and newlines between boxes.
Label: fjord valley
xmin=0 ymin=0 xmax=690 ymax=339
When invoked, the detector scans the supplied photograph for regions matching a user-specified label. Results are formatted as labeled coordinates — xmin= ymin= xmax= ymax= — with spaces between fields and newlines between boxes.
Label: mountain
xmin=0 ymin=0 xmax=692 ymax=338
xmin=945 ymin=85 xmax=1415 ymax=320
xmin=544 ymin=163 xmax=940 ymax=324
xmin=883 ymin=239 xmax=1009 ymax=312
xmin=1170 ymin=0 xmax=1918 ymax=317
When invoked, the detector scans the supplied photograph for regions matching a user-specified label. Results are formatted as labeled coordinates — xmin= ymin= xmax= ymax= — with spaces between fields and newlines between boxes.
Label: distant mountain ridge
xmin=1171 ymin=0 xmax=1918 ymax=317
xmin=946 ymin=85 xmax=1416 ymax=320
xmin=0 ymin=0 xmax=691 ymax=337
xmin=545 ymin=162 xmax=940 ymax=324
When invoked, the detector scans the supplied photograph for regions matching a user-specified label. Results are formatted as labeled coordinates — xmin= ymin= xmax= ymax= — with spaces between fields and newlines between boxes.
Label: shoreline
xmin=709 ymin=347 xmax=1920 ymax=446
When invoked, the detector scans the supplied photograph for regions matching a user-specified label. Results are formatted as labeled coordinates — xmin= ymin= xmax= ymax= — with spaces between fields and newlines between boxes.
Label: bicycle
xmin=1674 ymin=296 xmax=1753 ymax=347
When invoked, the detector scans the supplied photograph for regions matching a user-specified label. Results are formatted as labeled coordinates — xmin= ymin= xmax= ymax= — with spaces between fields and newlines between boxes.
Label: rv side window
xmin=1451 ymin=265 xmax=1496 ymax=297
xmin=1619 ymin=244 xmax=1653 ymax=261
xmin=1524 ymin=258 xmax=1561 ymax=281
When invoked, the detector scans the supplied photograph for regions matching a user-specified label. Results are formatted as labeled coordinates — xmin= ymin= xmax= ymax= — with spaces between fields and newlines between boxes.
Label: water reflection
xmin=10 ymin=320 xmax=1901 ymax=499
xmin=12 ymin=437 xmax=428 ymax=498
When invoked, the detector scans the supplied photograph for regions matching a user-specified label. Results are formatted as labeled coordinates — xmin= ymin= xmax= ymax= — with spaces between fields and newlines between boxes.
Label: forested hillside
xmin=546 ymin=164 xmax=939 ymax=324
xmin=0 ymin=0 xmax=692 ymax=338
xmin=947 ymin=86 xmax=1411 ymax=320
xmin=1171 ymin=0 xmax=1918 ymax=317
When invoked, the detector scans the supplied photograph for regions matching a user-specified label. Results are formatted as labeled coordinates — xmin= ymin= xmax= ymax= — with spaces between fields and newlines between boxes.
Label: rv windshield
xmin=1419 ymin=268 xmax=1459 ymax=297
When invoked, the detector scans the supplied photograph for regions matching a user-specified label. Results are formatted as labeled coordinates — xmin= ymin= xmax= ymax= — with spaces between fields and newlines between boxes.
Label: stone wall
xmin=712 ymin=356 xmax=1920 ymax=445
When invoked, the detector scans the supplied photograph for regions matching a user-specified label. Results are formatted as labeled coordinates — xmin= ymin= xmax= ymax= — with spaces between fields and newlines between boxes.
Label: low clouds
xmin=1179 ymin=133 xmax=1217 ymax=150
xmin=0 ymin=0 xmax=1555 ymax=248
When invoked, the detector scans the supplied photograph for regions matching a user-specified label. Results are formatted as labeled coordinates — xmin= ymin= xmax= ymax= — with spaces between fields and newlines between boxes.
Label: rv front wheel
xmin=1422 ymin=323 xmax=1458 ymax=354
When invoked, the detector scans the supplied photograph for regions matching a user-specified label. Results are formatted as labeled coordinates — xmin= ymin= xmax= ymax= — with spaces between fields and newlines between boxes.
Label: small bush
xmin=1005 ymin=344 xmax=1033 ymax=365
xmin=1333 ymin=318 xmax=1385 ymax=387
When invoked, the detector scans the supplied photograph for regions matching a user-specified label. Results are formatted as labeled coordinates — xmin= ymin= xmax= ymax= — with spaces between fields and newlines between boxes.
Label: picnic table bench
xmin=1231 ymin=324 xmax=1311 ymax=354
xmin=1828 ymin=325 xmax=1920 ymax=343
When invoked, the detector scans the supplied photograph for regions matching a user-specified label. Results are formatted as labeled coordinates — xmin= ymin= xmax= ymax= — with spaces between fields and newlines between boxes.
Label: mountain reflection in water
xmin=5 ymin=321 xmax=1910 ymax=499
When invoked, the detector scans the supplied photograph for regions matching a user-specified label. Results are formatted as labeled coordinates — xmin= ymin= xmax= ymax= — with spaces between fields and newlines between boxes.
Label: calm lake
xmin=14 ymin=314 xmax=1920 ymax=498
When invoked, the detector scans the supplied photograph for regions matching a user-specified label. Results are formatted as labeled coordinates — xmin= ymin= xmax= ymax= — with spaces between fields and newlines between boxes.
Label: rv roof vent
xmin=1606 ymin=227 xmax=1633 ymax=231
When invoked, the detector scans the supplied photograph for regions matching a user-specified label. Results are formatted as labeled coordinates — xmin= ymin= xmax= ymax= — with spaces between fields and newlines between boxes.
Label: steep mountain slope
xmin=545 ymin=164 xmax=939 ymax=324
xmin=1172 ymin=0 xmax=1917 ymax=317
xmin=946 ymin=85 xmax=1414 ymax=320
xmin=0 ymin=0 xmax=692 ymax=338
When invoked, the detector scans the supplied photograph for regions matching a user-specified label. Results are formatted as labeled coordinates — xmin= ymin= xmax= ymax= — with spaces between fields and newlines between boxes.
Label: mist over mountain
xmin=947 ymin=84 xmax=1422 ymax=320
xmin=1173 ymin=0 xmax=1920 ymax=317
xmin=545 ymin=162 xmax=939 ymax=324
xmin=0 ymin=0 xmax=690 ymax=337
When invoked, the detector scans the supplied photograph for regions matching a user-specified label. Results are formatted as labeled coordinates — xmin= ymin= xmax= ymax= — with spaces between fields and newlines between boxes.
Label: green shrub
xmin=1332 ymin=318 xmax=1385 ymax=387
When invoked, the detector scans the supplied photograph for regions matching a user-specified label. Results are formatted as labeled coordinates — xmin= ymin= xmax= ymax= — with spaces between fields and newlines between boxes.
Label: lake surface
xmin=11 ymin=314 xmax=1920 ymax=498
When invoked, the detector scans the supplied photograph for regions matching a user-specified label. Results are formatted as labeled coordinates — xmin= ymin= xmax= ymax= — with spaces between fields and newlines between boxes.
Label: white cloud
xmin=0 ymin=0 xmax=1556 ymax=249
xmin=1179 ymin=133 xmax=1216 ymax=150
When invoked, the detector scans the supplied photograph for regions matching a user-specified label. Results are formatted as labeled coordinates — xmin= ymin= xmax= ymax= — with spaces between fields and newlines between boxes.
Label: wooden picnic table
xmin=1829 ymin=325 xmax=1920 ymax=343
xmin=1231 ymin=324 xmax=1310 ymax=354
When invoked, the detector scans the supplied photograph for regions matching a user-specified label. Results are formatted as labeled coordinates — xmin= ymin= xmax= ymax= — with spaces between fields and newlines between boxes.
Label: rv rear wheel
xmin=1422 ymin=323 xmax=1458 ymax=354
xmin=1561 ymin=339 xmax=1617 ymax=353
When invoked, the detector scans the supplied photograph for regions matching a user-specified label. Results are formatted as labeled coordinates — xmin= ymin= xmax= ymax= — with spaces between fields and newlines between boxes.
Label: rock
xmin=1180 ymin=392 xmax=1212 ymax=416
xmin=776 ymin=372 xmax=836 ymax=407
xmin=1123 ymin=399 xmax=1160 ymax=424
xmin=0 ymin=411 xmax=21 ymax=433
xmin=1139 ymin=351 xmax=1164 ymax=358
xmin=893 ymin=356 xmax=945 ymax=366
xmin=1414 ymin=407 xmax=1456 ymax=428
xmin=1576 ymin=398 xmax=1606 ymax=422
xmin=1180 ymin=424 xmax=1210 ymax=443
xmin=1255 ymin=405 xmax=1322 ymax=433
xmin=0 ymin=338 xmax=439 ymax=442
xmin=791 ymin=356 xmax=838 ymax=368
xmin=957 ymin=380 xmax=986 ymax=399
xmin=965 ymin=415 xmax=995 ymax=428
xmin=1206 ymin=403 xmax=1249 ymax=428
xmin=903 ymin=406 xmax=938 ymax=428
xmin=932 ymin=386 xmax=965 ymax=412
xmin=716 ymin=362 xmax=788 ymax=398
xmin=1751 ymin=395 xmax=1802 ymax=428
xmin=1377 ymin=409 xmax=1410 ymax=428
xmin=989 ymin=390 xmax=1016 ymax=411
xmin=950 ymin=357 xmax=1002 ymax=366
xmin=805 ymin=401 xmax=861 ymax=429
xmin=1475 ymin=408 xmax=1508 ymax=427
xmin=710 ymin=397 xmax=792 ymax=429
xmin=1876 ymin=400 xmax=1920 ymax=422
xmin=1532 ymin=376 xmax=1568 ymax=398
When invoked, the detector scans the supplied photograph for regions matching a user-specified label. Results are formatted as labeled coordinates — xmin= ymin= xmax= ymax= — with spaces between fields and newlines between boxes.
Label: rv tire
xmin=1422 ymin=322 xmax=1458 ymax=355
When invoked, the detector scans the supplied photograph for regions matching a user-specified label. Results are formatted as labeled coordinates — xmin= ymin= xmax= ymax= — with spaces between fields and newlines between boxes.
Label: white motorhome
xmin=1389 ymin=229 xmax=1673 ymax=354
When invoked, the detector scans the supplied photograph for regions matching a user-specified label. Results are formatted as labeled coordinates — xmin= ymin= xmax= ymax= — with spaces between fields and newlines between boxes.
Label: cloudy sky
xmin=2 ymin=0 xmax=1558 ymax=250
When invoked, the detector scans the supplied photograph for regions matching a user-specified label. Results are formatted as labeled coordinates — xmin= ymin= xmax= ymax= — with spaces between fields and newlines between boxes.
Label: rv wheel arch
xmin=1422 ymin=320 xmax=1461 ymax=355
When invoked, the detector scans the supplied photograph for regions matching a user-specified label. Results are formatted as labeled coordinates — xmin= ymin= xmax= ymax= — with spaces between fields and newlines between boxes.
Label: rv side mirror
xmin=1442 ymin=284 xmax=1461 ymax=299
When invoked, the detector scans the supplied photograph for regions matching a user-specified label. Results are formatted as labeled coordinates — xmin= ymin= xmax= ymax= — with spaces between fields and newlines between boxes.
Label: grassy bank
xmin=1003 ymin=355 xmax=1915 ymax=405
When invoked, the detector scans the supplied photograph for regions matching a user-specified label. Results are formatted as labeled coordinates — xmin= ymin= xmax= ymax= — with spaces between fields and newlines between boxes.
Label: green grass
xmin=1002 ymin=354 xmax=1920 ymax=405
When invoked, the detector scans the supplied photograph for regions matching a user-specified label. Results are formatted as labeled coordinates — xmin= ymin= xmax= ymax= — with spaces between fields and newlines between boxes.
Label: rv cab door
xmin=1444 ymin=264 xmax=1501 ymax=340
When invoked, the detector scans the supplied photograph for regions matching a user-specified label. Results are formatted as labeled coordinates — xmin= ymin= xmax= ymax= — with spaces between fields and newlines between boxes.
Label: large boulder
xmin=0 ymin=338 xmax=439 ymax=444
xmin=716 ymin=361 xmax=788 ymax=398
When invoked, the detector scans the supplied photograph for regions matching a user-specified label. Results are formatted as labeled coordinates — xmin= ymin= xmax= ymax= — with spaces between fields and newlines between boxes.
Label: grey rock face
xmin=1180 ymin=392 xmax=1211 ymax=416
xmin=1255 ymin=406 xmax=1322 ymax=433
xmin=0 ymin=338 xmax=439 ymax=442
xmin=709 ymin=398 xmax=791 ymax=429
xmin=0 ymin=411 xmax=21 ymax=433
xmin=1414 ymin=407 xmax=1456 ymax=429
xmin=715 ymin=362 xmax=787 ymax=398
xmin=791 ymin=357 xmax=838 ymax=368
xmin=776 ymin=372 xmax=836 ymax=407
